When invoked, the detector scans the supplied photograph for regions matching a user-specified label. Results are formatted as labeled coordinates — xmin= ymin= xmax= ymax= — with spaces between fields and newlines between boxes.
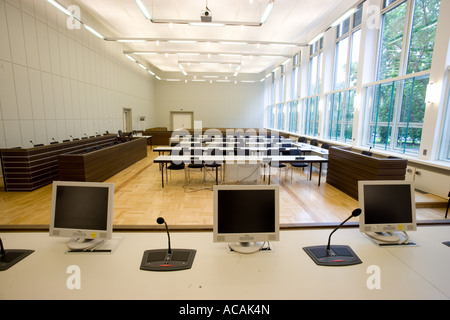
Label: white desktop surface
xmin=1 ymin=226 xmax=450 ymax=300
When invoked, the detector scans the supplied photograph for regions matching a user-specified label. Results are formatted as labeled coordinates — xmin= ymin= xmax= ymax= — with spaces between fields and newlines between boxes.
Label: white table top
xmin=1 ymin=226 xmax=450 ymax=300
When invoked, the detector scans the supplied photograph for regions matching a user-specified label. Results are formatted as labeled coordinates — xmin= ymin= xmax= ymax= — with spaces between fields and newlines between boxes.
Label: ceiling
xmin=73 ymin=0 xmax=360 ymax=82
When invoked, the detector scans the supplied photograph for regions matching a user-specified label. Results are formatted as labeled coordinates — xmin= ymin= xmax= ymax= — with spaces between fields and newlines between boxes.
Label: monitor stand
xmin=365 ymin=231 xmax=416 ymax=246
xmin=228 ymin=242 xmax=268 ymax=254
xmin=66 ymin=237 xmax=122 ymax=253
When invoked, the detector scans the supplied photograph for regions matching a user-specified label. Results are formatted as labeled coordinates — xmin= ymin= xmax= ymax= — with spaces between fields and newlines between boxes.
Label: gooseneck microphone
xmin=326 ymin=208 xmax=362 ymax=251
xmin=303 ymin=208 xmax=363 ymax=266
xmin=140 ymin=217 xmax=196 ymax=272
xmin=157 ymin=217 xmax=172 ymax=254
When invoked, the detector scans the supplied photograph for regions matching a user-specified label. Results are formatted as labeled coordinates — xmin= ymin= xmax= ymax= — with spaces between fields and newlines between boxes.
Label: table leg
xmin=318 ymin=162 xmax=322 ymax=186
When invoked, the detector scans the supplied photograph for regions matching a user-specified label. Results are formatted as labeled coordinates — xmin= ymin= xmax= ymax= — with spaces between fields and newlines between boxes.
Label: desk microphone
xmin=303 ymin=208 xmax=362 ymax=266
xmin=140 ymin=217 xmax=196 ymax=272
xmin=157 ymin=217 xmax=172 ymax=262
xmin=0 ymin=237 xmax=34 ymax=271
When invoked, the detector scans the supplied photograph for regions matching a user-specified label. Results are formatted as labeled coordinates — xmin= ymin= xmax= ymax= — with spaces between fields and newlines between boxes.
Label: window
xmin=292 ymin=53 xmax=300 ymax=100
xmin=309 ymin=38 xmax=323 ymax=96
xmin=377 ymin=0 xmax=440 ymax=80
xmin=364 ymin=0 xmax=441 ymax=155
xmin=325 ymin=4 xmax=362 ymax=142
xmin=326 ymin=90 xmax=355 ymax=143
xmin=438 ymin=76 xmax=450 ymax=162
xmin=287 ymin=100 xmax=299 ymax=133
xmin=365 ymin=74 xmax=430 ymax=154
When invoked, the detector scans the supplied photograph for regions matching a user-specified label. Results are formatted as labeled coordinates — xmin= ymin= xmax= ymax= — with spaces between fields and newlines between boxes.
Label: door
xmin=123 ymin=108 xmax=132 ymax=132
xmin=171 ymin=111 xmax=193 ymax=130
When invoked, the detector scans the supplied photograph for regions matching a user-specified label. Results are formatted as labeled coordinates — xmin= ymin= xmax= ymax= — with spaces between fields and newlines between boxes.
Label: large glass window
xmin=377 ymin=1 xmax=408 ymax=80
xmin=438 ymin=76 xmax=450 ymax=162
xmin=364 ymin=0 xmax=441 ymax=155
xmin=365 ymin=74 xmax=429 ymax=154
xmin=326 ymin=4 xmax=362 ymax=142
xmin=406 ymin=0 xmax=440 ymax=74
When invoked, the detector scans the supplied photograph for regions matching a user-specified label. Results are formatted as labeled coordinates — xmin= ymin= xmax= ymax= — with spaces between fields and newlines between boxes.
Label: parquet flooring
xmin=0 ymin=146 xmax=447 ymax=230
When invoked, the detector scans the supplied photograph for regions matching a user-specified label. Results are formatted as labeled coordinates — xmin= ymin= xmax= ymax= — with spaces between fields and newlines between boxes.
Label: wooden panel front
xmin=326 ymin=147 xmax=407 ymax=199
xmin=57 ymin=138 xmax=147 ymax=182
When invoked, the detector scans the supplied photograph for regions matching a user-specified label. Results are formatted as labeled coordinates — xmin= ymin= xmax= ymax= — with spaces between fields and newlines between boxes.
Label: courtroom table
xmin=1 ymin=226 xmax=450 ymax=301
xmin=153 ymin=155 xmax=329 ymax=187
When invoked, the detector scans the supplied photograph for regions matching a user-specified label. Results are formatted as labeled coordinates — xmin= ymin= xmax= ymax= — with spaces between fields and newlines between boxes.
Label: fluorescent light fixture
xmin=331 ymin=8 xmax=357 ymax=27
xmin=137 ymin=63 xmax=147 ymax=70
xmin=133 ymin=52 xmax=158 ymax=55
xmin=155 ymin=76 xmax=162 ymax=80
xmin=168 ymin=40 xmax=198 ymax=44
xmin=135 ymin=0 xmax=152 ymax=20
xmin=47 ymin=0 xmax=71 ymax=16
xmin=117 ymin=39 xmax=147 ymax=43
xmin=125 ymin=54 xmax=137 ymax=62
xmin=260 ymin=0 xmax=275 ymax=24
xmin=177 ymin=52 xmax=200 ymax=56
xmin=219 ymin=41 xmax=248 ymax=45
xmin=182 ymin=70 xmax=188 ymax=76
xmin=308 ymin=32 xmax=324 ymax=45
xmin=84 ymin=25 xmax=105 ymax=40
xmin=219 ymin=53 xmax=242 ymax=57
xmin=148 ymin=70 xmax=155 ymax=76
xmin=189 ymin=22 xmax=225 ymax=27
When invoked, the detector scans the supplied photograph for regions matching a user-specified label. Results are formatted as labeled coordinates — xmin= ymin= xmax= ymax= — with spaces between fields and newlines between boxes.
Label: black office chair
xmin=289 ymin=149 xmax=308 ymax=181
xmin=186 ymin=149 xmax=205 ymax=183
xmin=166 ymin=149 xmax=186 ymax=185
xmin=205 ymin=148 xmax=223 ymax=184
xmin=310 ymin=139 xmax=318 ymax=146
xmin=321 ymin=142 xmax=330 ymax=150
xmin=297 ymin=137 xmax=307 ymax=143
xmin=362 ymin=151 xmax=372 ymax=156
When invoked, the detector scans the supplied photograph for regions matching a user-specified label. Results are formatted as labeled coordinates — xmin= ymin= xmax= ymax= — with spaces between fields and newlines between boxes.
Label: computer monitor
xmin=49 ymin=181 xmax=116 ymax=251
xmin=358 ymin=180 xmax=417 ymax=245
xmin=213 ymin=184 xmax=280 ymax=253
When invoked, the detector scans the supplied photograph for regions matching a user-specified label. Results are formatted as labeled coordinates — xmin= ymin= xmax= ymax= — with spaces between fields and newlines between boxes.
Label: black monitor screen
xmin=54 ymin=186 xmax=109 ymax=230
xmin=363 ymin=184 xmax=413 ymax=224
xmin=217 ymin=189 xmax=276 ymax=233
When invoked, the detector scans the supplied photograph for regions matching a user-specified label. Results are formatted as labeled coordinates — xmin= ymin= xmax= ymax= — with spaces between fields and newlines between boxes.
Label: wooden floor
xmin=0 ymin=146 xmax=447 ymax=230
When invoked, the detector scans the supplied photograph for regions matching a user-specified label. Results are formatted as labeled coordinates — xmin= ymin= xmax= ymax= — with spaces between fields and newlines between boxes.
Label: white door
xmin=172 ymin=112 xmax=193 ymax=130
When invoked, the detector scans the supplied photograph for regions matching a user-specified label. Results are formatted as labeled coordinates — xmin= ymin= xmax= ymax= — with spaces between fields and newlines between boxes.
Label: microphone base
xmin=0 ymin=249 xmax=34 ymax=271
xmin=140 ymin=248 xmax=196 ymax=271
xmin=303 ymin=245 xmax=362 ymax=266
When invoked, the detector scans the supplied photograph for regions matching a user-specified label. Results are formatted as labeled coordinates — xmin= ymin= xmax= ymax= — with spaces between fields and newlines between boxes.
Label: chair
xmin=321 ymin=142 xmax=330 ymax=150
xmin=205 ymin=148 xmax=223 ymax=184
xmin=267 ymin=149 xmax=288 ymax=181
xmin=166 ymin=149 xmax=186 ymax=185
xmin=186 ymin=149 xmax=205 ymax=183
xmin=361 ymin=151 xmax=372 ymax=156
xmin=310 ymin=139 xmax=318 ymax=146
xmin=289 ymin=149 xmax=308 ymax=180
xmin=298 ymin=137 xmax=307 ymax=143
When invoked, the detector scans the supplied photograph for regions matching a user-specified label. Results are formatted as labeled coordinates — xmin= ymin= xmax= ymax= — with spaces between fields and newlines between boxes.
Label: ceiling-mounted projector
xmin=201 ymin=10 xmax=212 ymax=22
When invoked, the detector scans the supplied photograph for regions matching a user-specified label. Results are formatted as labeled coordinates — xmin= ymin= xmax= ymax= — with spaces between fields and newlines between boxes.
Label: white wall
xmin=155 ymin=80 xmax=265 ymax=130
xmin=0 ymin=0 xmax=155 ymax=149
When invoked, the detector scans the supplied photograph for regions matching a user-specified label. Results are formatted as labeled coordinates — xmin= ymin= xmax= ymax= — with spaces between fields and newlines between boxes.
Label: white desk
xmin=1 ymin=226 xmax=450 ymax=300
